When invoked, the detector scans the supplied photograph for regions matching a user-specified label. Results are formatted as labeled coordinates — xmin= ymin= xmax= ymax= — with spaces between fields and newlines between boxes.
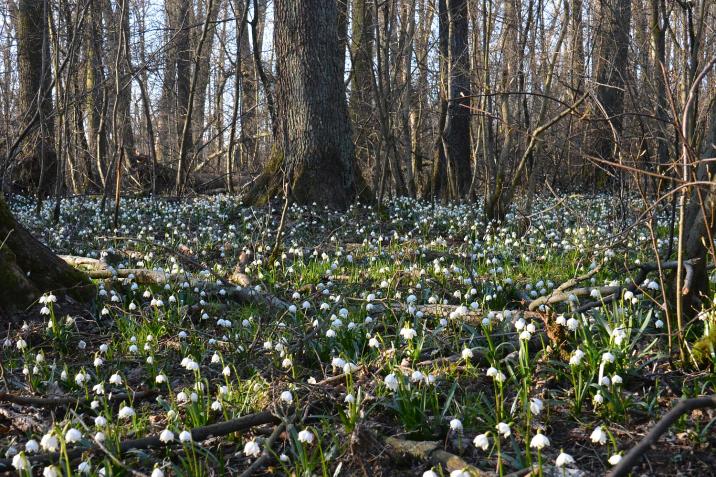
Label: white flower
xmin=530 ymin=432 xmax=550 ymax=449
xmin=569 ymin=349 xmax=585 ymax=366
xmin=449 ymin=418 xmax=463 ymax=431
xmin=151 ymin=468 xmax=165 ymax=477
xmin=601 ymin=352 xmax=615 ymax=363
xmin=450 ymin=471 xmax=470 ymax=477
xmin=496 ymin=422 xmax=511 ymax=438
xmin=16 ymin=338 xmax=27 ymax=350
xmin=109 ymin=373 xmax=123 ymax=385
xmin=655 ymin=319 xmax=664 ymax=329
xmin=530 ymin=398 xmax=544 ymax=415
xmin=593 ymin=392 xmax=604 ymax=406
xmin=384 ymin=373 xmax=399 ymax=391
xmin=612 ymin=374 xmax=623 ymax=384
xmin=40 ymin=433 xmax=59 ymax=451
xmin=156 ymin=373 xmax=167 ymax=384
xmin=159 ymin=429 xmax=174 ymax=443
xmin=608 ymin=454 xmax=622 ymax=465
xmin=556 ymin=315 xmax=567 ymax=326
xmin=280 ymin=390 xmax=294 ymax=404
xmin=590 ymin=426 xmax=607 ymax=445
xmin=75 ymin=372 xmax=88 ymax=385
xmin=118 ymin=406 xmax=135 ymax=419
xmin=461 ymin=348 xmax=474 ymax=359
xmin=411 ymin=370 xmax=425 ymax=383
xmin=612 ymin=327 xmax=626 ymax=346
xmin=400 ymin=326 xmax=417 ymax=340
xmin=423 ymin=471 xmax=439 ymax=477
xmin=25 ymin=439 xmax=39 ymax=453
xmin=331 ymin=357 xmax=346 ymax=369
xmin=473 ymin=433 xmax=489 ymax=450
xmin=95 ymin=432 xmax=106 ymax=442
xmin=297 ymin=429 xmax=314 ymax=444
xmin=12 ymin=453 xmax=29 ymax=471
xmin=179 ymin=430 xmax=192 ymax=443
xmin=77 ymin=461 xmax=92 ymax=474
xmin=566 ymin=317 xmax=580 ymax=331
xmin=65 ymin=428 xmax=82 ymax=443
xmin=211 ymin=400 xmax=223 ymax=411
xmin=555 ymin=451 xmax=575 ymax=467
xmin=43 ymin=465 xmax=61 ymax=477
xmin=244 ymin=440 xmax=261 ymax=457
xmin=95 ymin=416 xmax=107 ymax=427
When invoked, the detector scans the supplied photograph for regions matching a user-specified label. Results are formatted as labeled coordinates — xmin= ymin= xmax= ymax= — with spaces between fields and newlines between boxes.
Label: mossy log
xmin=0 ymin=193 xmax=93 ymax=318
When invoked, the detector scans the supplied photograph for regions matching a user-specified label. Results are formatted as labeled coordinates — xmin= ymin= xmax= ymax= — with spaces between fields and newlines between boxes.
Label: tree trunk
xmin=590 ymin=0 xmax=631 ymax=162
xmin=14 ymin=0 xmax=57 ymax=196
xmin=244 ymin=0 xmax=358 ymax=209
xmin=442 ymin=0 xmax=471 ymax=199
xmin=0 ymin=193 xmax=92 ymax=319
xmin=351 ymin=0 xmax=375 ymax=191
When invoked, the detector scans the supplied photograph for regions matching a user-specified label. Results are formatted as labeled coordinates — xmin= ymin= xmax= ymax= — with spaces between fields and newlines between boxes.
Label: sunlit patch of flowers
xmin=0 ymin=194 xmax=705 ymax=476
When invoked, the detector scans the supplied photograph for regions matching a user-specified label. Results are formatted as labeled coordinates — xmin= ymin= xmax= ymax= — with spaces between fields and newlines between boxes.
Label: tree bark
xmin=590 ymin=0 xmax=631 ymax=161
xmin=442 ymin=0 xmax=471 ymax=199
xmin=14 ymin=0 xmax=57 ymax=196
xmin=244 ymin=0 xmax=358 ymax=209
xmin=0 ymin=193 xmax=92 ymax=319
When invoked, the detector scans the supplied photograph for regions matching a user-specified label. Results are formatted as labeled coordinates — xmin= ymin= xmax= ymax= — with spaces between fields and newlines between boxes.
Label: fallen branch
xmin=0 ymin=410 xmax=279 ymax=472
xmin=384 ymin=436 xmax=491 ymax=476
xmin=0 ymin=389 xmax=157 ymax=410
xmin=59 ymin=255 xmax=291 ymax=311
xmin=529 ymin=259 xmax=706 ymax=313
xmin=238 ymin=418 xmax=290 ymax=477
xmin=607 ymin=395 xmax=716 ymax=477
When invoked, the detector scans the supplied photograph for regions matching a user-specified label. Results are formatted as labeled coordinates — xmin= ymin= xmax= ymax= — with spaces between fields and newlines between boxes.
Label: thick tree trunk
xmin=244 ymin=0 xmax=358 ymax=209
xmin=14 ymin=0 xmax=57 ymax=196
xmin=0 ymin=193 xmax=92 ymax=319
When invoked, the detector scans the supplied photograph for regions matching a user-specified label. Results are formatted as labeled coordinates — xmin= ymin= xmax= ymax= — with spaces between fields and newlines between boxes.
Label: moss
xmin=243 ymin=147 xmax=284 ymax=206
xmin=692 ymin=326 xmax=716 ymax=369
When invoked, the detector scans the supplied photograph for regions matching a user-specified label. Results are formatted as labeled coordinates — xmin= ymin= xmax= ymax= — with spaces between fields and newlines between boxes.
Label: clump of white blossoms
xmin=530 ymin=432 xmax=550 ymax=449
xmin=297 ymin=429 xmax=314 ymax=444
xmin=590 ymin=425 xmax=608 ymax=445
xmin=473 ymin=433 xmax=489 ymax=451
xmin=243 ymin=440 xmax=261 ymax=458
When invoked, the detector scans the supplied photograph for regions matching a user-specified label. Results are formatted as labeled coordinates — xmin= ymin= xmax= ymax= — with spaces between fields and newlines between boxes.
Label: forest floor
xmin=0 ymin=194 xmax=714 ymax=477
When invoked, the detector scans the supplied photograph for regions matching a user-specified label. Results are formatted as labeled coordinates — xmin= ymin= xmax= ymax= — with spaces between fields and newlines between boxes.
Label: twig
xmin=607 ymin=395 xmax=716 ymax=477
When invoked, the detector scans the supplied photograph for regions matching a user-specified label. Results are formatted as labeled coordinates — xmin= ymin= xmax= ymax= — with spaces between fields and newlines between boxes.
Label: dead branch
xmin=384 ymin=436 xmax=491 ymax=476
xmin=0 ymin=389 xmax=157 ymax=409
xmin=528 ymin=259 xmax=705 ymax=313
xmin=607 ymin=395 xmax=716 ymax=477
xmin=0 ymin=410 xmax=279 ymax=472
